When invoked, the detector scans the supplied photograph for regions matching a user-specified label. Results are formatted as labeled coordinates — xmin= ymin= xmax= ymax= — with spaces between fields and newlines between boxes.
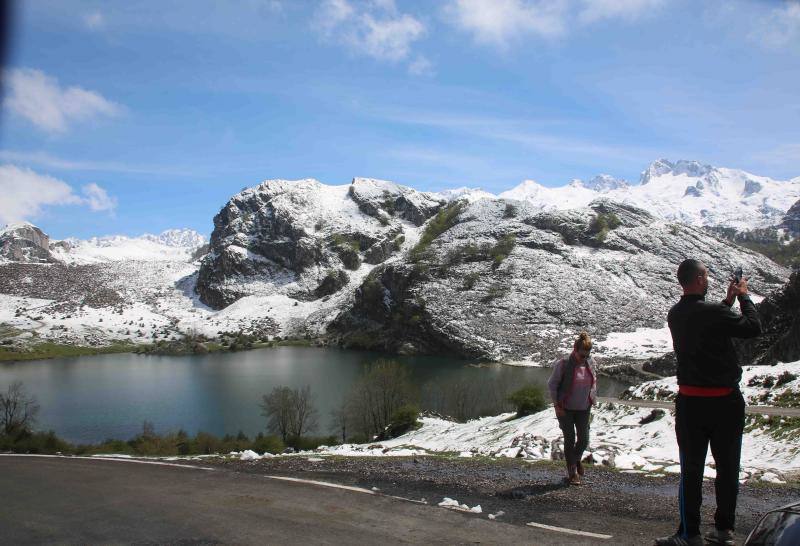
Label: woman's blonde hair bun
xmin=574 ymin=331 xmax=592 ymax=351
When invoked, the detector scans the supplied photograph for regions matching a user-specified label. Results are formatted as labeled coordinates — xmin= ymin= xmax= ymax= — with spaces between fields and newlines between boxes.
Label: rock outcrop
xmin=781 ymin=199 xmax=800 ymax=236
xmin=0 ymin=223 xmax=57 ymax=263
xmin=736 ymin=271 xmax=800 ymax=366
xmin=195 ymin=178 xmax=443 ymax=309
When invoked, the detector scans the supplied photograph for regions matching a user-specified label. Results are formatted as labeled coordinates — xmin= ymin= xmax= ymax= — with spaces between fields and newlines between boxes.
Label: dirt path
xmin=598 ymin=396 xmax=800 ymax=417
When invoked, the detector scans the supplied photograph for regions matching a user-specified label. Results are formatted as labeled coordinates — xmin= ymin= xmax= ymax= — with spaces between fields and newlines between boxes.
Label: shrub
xmin=381 ymin=404 xmax=420 ymax=439
xmin=409 ymin=202 xmax=466 ymax=262
xmin=490 ymin=234 xmax=516 ymax=268
xmin=252 ymin=433 xmax=285 ymax=454
xmin=0 ymin=430 xmax=72 ymax=454
xmin=775 ymin=371 xmax=798 ymax=388
xmin=507 ymin=385 xmax=547 ymax=418
xmin=462 ymin=272 xmax=480 ymax=291
xmin=588 ymin=212 xmax=622 ymax=243
xmin=286 ymin=434 xmax=339 ymax=451
xmin=481 ymin=283 xmax=508 ymax=302
xmin=503 ymin=203 xmax=518 ymax=218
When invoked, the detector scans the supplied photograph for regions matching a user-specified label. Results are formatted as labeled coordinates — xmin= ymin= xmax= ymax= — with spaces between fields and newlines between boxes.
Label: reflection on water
xmin=0 ymin=347 xmax=629 ymax=443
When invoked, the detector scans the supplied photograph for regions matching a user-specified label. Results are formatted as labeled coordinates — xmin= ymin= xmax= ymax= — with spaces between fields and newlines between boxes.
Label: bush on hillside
xmin=507 ymin=385 xmax=547 ymax=418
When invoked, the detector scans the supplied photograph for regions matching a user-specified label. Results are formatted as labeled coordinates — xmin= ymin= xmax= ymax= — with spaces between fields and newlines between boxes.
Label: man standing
xmin=655 ymin=259 xmax=761 ymax=546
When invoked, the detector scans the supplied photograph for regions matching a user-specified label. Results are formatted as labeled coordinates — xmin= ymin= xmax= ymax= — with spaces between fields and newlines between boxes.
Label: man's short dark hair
xmin=677 ymin=259 xmax=704 ymax=287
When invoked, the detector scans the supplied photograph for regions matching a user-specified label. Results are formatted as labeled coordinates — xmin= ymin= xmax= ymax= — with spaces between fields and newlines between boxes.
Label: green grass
xmin=745 ymin=414 xmax=800 ymax=441
xmin=0 ymin=341 xmax=138 ymax=362
xmin=0 ymin=323 xmax=24 ymax=339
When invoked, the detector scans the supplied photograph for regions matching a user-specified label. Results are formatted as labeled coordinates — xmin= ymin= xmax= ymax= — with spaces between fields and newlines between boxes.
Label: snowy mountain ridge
xmin=495 ymin=159 xmax=800 ymax=230
xmin=54 ymin=229 xmax=206 ymax=264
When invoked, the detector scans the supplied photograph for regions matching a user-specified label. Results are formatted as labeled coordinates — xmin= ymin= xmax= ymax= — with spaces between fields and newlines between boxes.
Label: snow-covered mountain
xmin=497 ymin=159 xmax=800 ymax=230
xmin=0 ymin=160 xmax=796 ymax=361
xmin=53 ymin=229 xmax=206 ymax=263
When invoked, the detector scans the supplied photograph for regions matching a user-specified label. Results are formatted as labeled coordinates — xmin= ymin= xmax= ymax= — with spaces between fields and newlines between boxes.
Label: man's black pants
xmin=557 ymin=409 xmax=591 ymax=468
xmin=674 ymin=391 xmax=745 ymax=537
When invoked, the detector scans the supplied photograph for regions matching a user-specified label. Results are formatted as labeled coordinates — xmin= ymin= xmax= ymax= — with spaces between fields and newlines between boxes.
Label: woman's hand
xmin=554 ymin=403 xmax=565 ymax=417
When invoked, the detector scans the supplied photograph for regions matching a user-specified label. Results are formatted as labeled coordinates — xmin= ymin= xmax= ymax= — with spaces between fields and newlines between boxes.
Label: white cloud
xmin=444 ymin=0 xmax=568 ymax=48
xmin=315 ymin=0 xmax=356 ymax=35
xmin=0 ymin=165 xmax=116 ymax=224
xmin=314 ymin=0 xmax=426 ymax=63
xmin=81 ymin=183 xmax=117 ymax=213
xmin=3 ymin=68 xmax=123 ymax=133
xmin=359 ymin=13 xmax=425 ymax=61
xmin=408 ymin=55 xmax=435 ymax=76
xmin=578 ymin=0 xmax=664 ymax=24
xmin=0 ymin=150 xmax=198 ymax=177
xmin=0 ymin=165 xmax=81 ymax=224
xmin=752 ymin=0 xmax=800 ymax=48
xmin=84 ymin=11 xmax=105 ymax=29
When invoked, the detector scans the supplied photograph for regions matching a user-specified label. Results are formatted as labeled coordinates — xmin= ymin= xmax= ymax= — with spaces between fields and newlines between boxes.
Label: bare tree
xmin=330 ymin=400 xmax=349 ymax=443
xmin=259 ymin=385 xmax=318 ymax=442
xmin=290 ymin=385 xmax=318 ymax=438
xmin=346 ymin=360 xmax=416 ymax=439
xmin=0 ymin=381 xmax=40 ymax=436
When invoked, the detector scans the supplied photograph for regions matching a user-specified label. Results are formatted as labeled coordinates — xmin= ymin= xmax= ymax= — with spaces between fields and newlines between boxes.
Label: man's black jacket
xmin=667 ymin=294 xmax=762 ymax=388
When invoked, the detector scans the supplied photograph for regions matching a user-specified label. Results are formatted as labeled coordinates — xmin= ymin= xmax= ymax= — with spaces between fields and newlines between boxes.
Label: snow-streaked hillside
xmin=53 ymin=229 xmax=206 ymax=263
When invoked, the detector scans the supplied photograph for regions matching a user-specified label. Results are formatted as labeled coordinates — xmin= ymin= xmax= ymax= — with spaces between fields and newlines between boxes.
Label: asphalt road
xmin=598 ymin=396 xmax=800 ymax=417
xmin=0 ymin=455 xmax=627 ymax=545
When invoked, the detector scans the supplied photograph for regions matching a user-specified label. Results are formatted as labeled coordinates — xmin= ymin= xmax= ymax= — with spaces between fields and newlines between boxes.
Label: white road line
xmin=526 ymin=521 xmax=613 ymax=540
xmin=385 ymin=494 xmax=428 ymax=505
xmin=0 ymin=453 xmax=216 ymax=471
xmin=264 ymin=475 xmax=376 ymax=495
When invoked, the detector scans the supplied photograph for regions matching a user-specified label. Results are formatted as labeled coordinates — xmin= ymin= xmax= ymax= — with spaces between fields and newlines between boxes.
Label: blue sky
xmin=1 ymin=0 xmax=799 ymax=239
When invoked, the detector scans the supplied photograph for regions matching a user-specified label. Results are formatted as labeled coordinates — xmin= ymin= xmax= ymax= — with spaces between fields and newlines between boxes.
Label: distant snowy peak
xmin=492 ymin=160 xmax=799 ymax=230
xmin=639 ymin=159 xmax=714 ymax=185
xmin=434 ymin=187 xmax=496 ymax=203
xmin=571 ymin=174 xmax=629 ymax=193
xmin=142 ymin=229 xmax=206 ymax=248
xmin=76 ymin=229 xmax=205 ymax=250
xmin=498 ymin=179 xmax=596 ymax=211
xmin=55 ymin=229 xmax=206 ymax=264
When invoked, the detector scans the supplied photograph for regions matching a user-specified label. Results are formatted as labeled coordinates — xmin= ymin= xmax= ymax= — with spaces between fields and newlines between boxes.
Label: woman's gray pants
xmin=557 ymin=409 xmax=591 ymax=467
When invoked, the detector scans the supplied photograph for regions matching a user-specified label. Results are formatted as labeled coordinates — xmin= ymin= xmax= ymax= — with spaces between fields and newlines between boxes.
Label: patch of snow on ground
xmin=319 ymin=361 xmax=800 ymax=482
xmin=595 ymin=324 xmax=672 ymax=360
xmin=438 ymin=497 xmax=482 ymax=513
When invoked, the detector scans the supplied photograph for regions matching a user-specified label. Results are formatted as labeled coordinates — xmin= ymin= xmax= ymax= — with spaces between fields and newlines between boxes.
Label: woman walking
xmin=548 ymin=332 xmax=597 ymax=485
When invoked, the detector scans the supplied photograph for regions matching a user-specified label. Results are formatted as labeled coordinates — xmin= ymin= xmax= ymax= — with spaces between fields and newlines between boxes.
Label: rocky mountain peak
xmin=576 ymin=174 xmax=629 ymax=192
xmin=639 ymin=158 xmax=674 ymax=185
xmin=0 ymin=222 xmax=56 ymax=263
xmin=639 ymin=159 xmax=714 ymax=185
xmin=195 ymin=177 xmax=445 ymax=309
xmin=348 ymin=177 xmax=444 ymax=227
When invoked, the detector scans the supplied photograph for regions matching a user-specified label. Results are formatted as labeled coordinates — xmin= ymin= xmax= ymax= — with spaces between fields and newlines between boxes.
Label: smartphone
xmin=734 ymin=267 xmax=743 ymax=283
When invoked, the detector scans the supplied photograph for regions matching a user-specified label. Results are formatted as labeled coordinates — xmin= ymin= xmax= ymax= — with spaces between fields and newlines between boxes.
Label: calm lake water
xmin=0 ymin=347 xmax=630 ymax=444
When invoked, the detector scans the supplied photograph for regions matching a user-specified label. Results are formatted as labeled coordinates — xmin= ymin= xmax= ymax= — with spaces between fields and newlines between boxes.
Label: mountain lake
xmin=0 ymin=346 xmax=630 ymax=444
